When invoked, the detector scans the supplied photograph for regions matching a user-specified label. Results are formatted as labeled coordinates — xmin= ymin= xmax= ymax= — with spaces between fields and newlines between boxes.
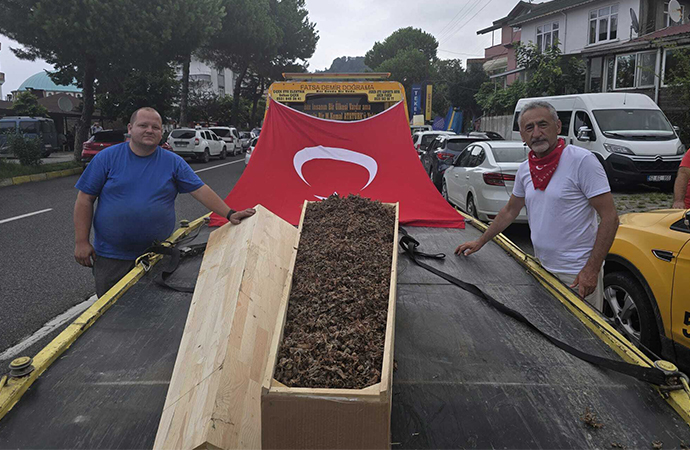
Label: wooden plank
xmin=154 ymin=205 xmax=298 ymax=450
xmin=262 ymin=202 xmax=399 ymax=449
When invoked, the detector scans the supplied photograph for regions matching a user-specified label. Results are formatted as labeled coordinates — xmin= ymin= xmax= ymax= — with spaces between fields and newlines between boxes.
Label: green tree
xmin=364 ymin=27 xmax=437 ymax=70
xmin=201 ymin=0 xmax=317 ymax=124
xmin=97 ymin=65 xmax=180 ymax=125
xmin=516 ymin=41 xmax=585 ymax=97
xmin=11 ymin=91 xmax=49 ymax=117
xmin=322 ymin=56 xmax=370 ymax=73
xmin=432 ymin=59 xmax=487 ymax=123
xmin=0 ymin=0 xmax=222 ymax=160
xmin=365 ymin=28 xmax=438 ymax=111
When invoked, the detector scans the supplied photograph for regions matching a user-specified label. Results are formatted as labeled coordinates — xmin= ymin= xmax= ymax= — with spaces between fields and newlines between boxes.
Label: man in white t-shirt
xmin=455 ymin=101 xmax=619 ymax=310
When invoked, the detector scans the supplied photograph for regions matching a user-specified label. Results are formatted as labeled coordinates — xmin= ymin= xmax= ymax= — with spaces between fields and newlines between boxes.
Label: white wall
xmin=480 ymin=114 xmax=514 ymax=140
xmin=185 ymin=56 xmax=235 ymax=97
xmin=520 ymin=0 xmax=639 ymax=55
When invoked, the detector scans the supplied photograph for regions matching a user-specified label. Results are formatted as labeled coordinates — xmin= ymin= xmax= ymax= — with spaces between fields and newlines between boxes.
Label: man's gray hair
xmin=518 ymin=101 xmax=558 ymax=129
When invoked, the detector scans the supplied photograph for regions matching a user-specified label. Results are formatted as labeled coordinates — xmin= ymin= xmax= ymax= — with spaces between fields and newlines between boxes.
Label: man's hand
xmin=570 ymin=265 xmax=598 ymax=298
xmin=454 ymin=239 xmax=485 ymax=256
xmin=673 ymin=200 xmax=686 ymax=209
xmin=75 ymin=241 xmax=96 ymax=267
xmin=229 ymin=208 xmax=256 ymax=225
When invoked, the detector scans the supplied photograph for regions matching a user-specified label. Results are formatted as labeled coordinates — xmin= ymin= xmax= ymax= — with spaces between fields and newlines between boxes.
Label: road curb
xmin=0 ymin=167 xmax=83 ymax=188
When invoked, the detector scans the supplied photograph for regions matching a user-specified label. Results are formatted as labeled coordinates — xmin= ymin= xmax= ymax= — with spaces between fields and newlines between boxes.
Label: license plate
xmin=647 ymin=175 xmax=672 ymax=182
xmin=174 ymin=141 xmax=187 ymax=147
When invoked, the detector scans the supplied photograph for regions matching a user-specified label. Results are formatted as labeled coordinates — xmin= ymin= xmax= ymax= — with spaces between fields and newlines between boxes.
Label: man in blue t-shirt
xmin=74 ymin=107 xmax=254 ymax=297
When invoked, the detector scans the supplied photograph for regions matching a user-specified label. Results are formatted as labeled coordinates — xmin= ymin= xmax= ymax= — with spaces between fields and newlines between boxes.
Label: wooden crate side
xmin=262 ymin=393 xmax=390 ymax=449
xmin=261 ymin=200 xmax=308 ymax=394
xmin=379 ymin=203 xmax=399 ymax=398
xmin=155 ymin=205 xmax=297 ymax=450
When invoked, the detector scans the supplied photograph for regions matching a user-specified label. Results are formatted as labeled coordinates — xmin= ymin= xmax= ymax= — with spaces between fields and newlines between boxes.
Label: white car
xmin=443 ymin=141 xmax=529 ymax=223
xmin=412 ymin=131 xmax=455 ymax=157
xmin=167 ymin=128 xmax=226 ymax=163
xmin=245 ymin=137 xmax=258 ymax=166
xmin=210 ymin=126 xmax=243 ymax=156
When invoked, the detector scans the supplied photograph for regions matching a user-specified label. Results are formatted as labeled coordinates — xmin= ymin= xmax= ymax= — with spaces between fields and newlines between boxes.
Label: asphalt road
xmin=0 ymin=153 xmax=247 ymax=362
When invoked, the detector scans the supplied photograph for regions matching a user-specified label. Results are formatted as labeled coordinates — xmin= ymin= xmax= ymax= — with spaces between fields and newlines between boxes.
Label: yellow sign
xmin=269 ymin=81 xmax=403 ymax=103
xmin=425 ymin=85 xmax=433 ymax=121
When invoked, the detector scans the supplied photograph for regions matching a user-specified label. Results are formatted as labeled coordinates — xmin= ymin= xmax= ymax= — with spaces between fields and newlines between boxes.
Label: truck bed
xmin=1 ymin=224 xmax=689 ymax=449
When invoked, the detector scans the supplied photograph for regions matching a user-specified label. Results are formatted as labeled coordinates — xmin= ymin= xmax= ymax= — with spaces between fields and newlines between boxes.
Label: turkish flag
xmin=209 ymin=98 xmax=464 ymax=228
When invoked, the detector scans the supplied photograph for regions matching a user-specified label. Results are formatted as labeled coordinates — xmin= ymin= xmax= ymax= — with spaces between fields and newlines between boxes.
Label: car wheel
xmin=202 ymin=149 xmax=210 ymax=163
xmin=603 ymin=271 xmax=661 ymax=354
xmin=220 ymin=147 xmax=227 ymax=160
xmin=442 ymin=179 xmax=451 ymax=204
xmin=466 ymin=194 xmax=479 ymax=219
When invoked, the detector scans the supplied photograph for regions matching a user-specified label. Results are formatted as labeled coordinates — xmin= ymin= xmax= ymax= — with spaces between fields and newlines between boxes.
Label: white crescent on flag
xmin=293 ymin=146 xmax=378 ymax=192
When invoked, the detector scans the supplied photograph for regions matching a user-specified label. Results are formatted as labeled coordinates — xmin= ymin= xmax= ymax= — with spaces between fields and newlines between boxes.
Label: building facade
xmin=184 ymin=55 xmax=235 ymax=97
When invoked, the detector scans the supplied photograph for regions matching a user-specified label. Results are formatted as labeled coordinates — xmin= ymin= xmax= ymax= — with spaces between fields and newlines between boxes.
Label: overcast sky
xmin=0 ymin=0 xmax=517 ymax=97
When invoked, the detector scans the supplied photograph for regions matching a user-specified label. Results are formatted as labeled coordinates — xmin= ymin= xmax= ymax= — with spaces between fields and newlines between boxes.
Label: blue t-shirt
xmin=75 ymin=142 xmax=204 ymax=260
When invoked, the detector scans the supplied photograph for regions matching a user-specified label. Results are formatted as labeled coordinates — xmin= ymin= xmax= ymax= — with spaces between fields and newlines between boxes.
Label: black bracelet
xmin=226 ymin=209 xmax=236 ymax=220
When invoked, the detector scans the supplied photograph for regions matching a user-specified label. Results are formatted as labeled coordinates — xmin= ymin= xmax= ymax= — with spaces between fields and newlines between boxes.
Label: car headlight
xmin=677 ymin=142 xmax=687 ymax=155
xmin=604 ymin=143 xmax=635 ymax=155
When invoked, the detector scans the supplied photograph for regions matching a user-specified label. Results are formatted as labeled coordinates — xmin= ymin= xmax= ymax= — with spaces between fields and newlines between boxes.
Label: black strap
xmin=144 ymin=242 xmax=207 ymax=293
xmin=398 ymin=230 xmax=668 ymax=386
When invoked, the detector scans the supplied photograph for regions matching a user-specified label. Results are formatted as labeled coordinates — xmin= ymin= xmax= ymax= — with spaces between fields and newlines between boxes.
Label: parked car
xmin=81 ymin=129 xmax=127 ymax=166
xmin=245 ymin=137 xmax=258 ymax=166
xmin=410 ymin=124 xmax=433 ymax=134
xmin=513 ymin=94 xmax=685 ymax=188
xmin=422 ymin=133 xmax=490 ymax=190
xmin=239 ymin=131 xmax=252 ymax=151
xmin=167 ymin=128 xmax=226 ymax=163
xmin=0 ymin=116 xmax=58 ymax=157
xmin=251 ymin=127 xmax=261 ymax=138
xmin=604 ymin=209 xmax=690 ymax=368
xmin=442 ymin=141 xmax=529 ymax=223
xmin=210 ymin=126 xmax=242 ymax=156
xmin=412 ymin=131 xmax=455 ymax=157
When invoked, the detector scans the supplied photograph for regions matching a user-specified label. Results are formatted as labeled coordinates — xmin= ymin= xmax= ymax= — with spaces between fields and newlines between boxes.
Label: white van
xmin=512 ymin=94 xmax=685 ymax=186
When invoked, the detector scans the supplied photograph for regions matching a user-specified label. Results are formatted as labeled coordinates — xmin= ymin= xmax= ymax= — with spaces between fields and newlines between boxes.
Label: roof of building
xmin=629 ymin=21 xmax=690 ymax=43
xmin=477 ymin=1 xmax=533 ymax=34
xmin=508 ymin=0 xmax=598 ymax=26
xmin=17 ymin=71 xmax=81 ymax=93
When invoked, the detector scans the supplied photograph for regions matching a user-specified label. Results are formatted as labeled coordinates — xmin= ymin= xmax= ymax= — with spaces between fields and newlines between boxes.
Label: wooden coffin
xmin=261 ymin=200 xmax=399 ymax=449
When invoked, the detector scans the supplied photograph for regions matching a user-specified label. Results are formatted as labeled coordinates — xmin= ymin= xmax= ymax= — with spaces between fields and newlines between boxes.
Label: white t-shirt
xmin=512 ymin=145 xmax=610 ymax=274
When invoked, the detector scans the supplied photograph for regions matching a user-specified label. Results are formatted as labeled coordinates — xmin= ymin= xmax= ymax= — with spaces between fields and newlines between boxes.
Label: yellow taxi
xmin=604 ymin=209 xmax=690 ymax=366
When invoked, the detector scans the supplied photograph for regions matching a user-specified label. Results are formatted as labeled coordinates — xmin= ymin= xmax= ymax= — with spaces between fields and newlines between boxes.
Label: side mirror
xmin=577 ymin=126 xmax=592 ymax=141
xmin=674 ymin=125 xmax=681 ymax=134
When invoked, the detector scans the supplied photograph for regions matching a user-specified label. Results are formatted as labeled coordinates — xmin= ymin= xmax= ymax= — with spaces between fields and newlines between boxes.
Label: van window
xmin=513 ymin=112 xmax=521 ymax=132
xmin=41 ymin=121 xmax=53 ymax=133
xmin=557 ymin=111 xmax=572 ymax=135
xmin=574 ymin=111 xmax=596 ymax=141
xmin=0 ymin=121 xmax=15 ymax=133
xmin=19 ymin=121 xmax=39 ymax=133
xmin=592 ymin=109 xmax=674 ymax=139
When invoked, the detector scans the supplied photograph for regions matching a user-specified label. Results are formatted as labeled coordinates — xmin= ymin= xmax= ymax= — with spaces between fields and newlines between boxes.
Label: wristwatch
xmin=226 ymin=209 xmax=236 ymax=220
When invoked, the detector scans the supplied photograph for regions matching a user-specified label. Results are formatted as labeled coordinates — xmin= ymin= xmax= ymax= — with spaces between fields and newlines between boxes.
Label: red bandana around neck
xmin=528 ymin=138 xmax=566 ymax=191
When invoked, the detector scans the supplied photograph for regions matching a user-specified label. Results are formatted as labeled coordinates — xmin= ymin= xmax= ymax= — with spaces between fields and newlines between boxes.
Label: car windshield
xmin=19 ymin=121 xmax=39 ymax=133
xmin=0 ymin=122 xmax=15 ymax=132
xmin=446 ymin=139 xmax=476 ymax=152
xmin=592 ymin=109 xmax=675 ymax=140
xmin=93 ymin=130 xmax=125 ymax=143
xmin=210 ymin=128 xmax=231 ymax=137
xmin=492 ymin=146 xmax=528 ymax=163
xmin=171 ymin=130 xmax=196 ymax=139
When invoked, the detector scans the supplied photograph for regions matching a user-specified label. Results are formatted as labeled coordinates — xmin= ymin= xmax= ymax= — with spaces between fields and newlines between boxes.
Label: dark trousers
xmin=93 ymin=255 xmax=136 ymax=298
